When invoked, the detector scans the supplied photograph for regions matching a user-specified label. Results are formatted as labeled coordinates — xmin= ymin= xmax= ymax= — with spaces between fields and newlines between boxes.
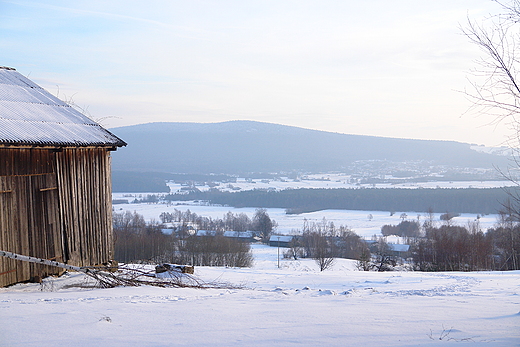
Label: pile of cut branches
xmin=0 ymin=250 xmax=229 ymax=289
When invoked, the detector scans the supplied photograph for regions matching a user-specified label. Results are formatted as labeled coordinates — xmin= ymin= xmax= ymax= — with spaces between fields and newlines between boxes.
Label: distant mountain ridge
xmin=110 ymin=121 xmax=509 ymax=174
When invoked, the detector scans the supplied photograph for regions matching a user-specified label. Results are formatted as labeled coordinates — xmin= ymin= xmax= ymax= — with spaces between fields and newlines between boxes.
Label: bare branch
xmin=462 ymin=10 xmax=520 ymax=133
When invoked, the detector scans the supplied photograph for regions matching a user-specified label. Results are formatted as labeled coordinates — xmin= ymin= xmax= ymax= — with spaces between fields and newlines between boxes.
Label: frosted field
xmin=1 ymin=245 xmax=519 ymax=346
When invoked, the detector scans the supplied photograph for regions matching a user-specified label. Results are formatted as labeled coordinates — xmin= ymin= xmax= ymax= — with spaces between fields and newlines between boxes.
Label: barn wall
xmin=56 ymin=148 xmax=114 ymax=267
xmin=0 ymin=148 xmax=63 ymax=287
xmin=0 ymin=147 xmax=114 ymax=287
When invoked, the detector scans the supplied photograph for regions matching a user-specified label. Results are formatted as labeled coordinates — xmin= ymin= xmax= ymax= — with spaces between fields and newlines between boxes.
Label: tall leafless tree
xmin=462 ymin=1 xmax=520 ymax=138
xmin=464 ymin=1 xmax=520 ymax=223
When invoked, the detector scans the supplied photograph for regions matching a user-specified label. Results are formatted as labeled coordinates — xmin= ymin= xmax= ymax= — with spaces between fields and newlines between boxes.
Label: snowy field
xmin=112 ymin=199 xmax=498 ymax=238
xmin=162 ymin=176 xmax=516 ymax=193
xmin=1 ymin=244 xmax=519 ymax=346
xmin=113 ymin=178 xmax=508 ymax=237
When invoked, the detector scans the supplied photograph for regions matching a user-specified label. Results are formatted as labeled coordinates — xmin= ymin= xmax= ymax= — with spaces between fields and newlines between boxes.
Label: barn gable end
xmin=0 ymin=67 xmax=126 ymax=287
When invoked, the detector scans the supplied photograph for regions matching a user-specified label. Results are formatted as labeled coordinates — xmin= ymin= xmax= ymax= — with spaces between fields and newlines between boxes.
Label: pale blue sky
xmin=0 ymin=0 xmax=508 ymax=146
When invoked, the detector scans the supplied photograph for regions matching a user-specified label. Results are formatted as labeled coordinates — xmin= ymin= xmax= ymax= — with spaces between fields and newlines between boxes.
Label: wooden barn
xmin=0 ymin=66 xmax=126 ymax=287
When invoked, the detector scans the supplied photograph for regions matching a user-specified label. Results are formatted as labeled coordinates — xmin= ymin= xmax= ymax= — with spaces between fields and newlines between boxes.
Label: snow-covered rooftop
xmin=388 ymin=244 xmax=410 ymax=252
xmin=196 ymin=230 xmax=254 ymax=238
xmin=0 ymin=66 xmax=126 ymax=148
xmin=269 ymin=235 xmax=294 ymax=243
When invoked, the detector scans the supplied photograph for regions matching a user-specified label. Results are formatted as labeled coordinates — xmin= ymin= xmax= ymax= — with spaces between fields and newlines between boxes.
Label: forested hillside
xmin=110 ymin=121 xmax=508 ymax=174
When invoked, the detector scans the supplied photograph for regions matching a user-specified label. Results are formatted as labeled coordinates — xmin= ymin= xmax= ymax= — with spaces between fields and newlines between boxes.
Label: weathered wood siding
xmin=0 ymin=148 xmax=113 ymax=287
xmin=56 ymin=148 xmax=113 ymax=267
xmin=0 ymin=149 xmax=63 ymax=286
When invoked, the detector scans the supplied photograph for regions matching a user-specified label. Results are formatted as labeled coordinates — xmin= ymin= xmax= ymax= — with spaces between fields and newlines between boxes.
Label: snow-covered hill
xmin=110 ymin=121 xmax=510 ymax=174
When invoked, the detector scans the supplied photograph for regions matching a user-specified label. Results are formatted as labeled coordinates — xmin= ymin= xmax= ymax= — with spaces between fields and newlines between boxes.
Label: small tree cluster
xmin=170 ymin=234 xmax=253 ymax=267
xmin=159 ymin=208 xmax=275 ymax=242
xmin=253 ymin=208 xmax=276 ymax=243
xmin=303 ymin=230 xmax=335 ymax=271
xmin=284 ymin=237 xmax=305 ymax=260
xmin=486 ymin=212 xmax=520 ymax=270
xmin=372 ymin=237 xmax=398 ymax=272
xmin=411 ymin=224 xmax=493 ymax=271
xmin=113 ymin=211 xmax=172 ymax=263
xmin=439 ymin=212 xmax=460 ymax=222
xmin=288 ymin=218 xmax=368 ymax=271
xmin=381 ymin=220 xmax=421 ymax=238
xmin=113 ymin=211 xmax=253 ymax=267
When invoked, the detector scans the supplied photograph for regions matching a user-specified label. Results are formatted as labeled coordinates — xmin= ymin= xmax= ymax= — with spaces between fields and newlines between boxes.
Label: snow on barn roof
xmin=0 ymin=66 xmax=126 ymax=148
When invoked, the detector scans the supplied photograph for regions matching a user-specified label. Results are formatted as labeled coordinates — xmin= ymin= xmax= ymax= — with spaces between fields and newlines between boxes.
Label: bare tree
xmin=301 ymin=220 xmax=335 ymax=271
xmin=463 ymin=2 xmax=520 ymax=268
xmin=308 ymin=231 xmax=335 ymax=271
xmin=462 ymin=1 xmax=520 ymax=138
xmin=284 ymin=236 xmax=305 ymax=260
xmin=355 ymin=249 xmax=374 ymax=271
xmin=373 ymin=237 xmax=395 ymax=272
xmin=253 ymin=208 xmax=276 ymax=243
xmin=423 ymin=207 xmax=436 ymax=233
xmin=463 ymin=2 xmax=520 ymax=194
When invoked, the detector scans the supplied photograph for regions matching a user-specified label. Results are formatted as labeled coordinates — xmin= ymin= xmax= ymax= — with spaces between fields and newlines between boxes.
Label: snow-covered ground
xmin=4 ymin=190 xmax=508 ymax=345
xmin=1 ymin=245 xmax=519 ymax=346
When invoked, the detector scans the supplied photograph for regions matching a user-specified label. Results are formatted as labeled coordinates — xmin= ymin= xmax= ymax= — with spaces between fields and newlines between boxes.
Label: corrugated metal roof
xmin=0 ymin=67 xmax=126 ymax=147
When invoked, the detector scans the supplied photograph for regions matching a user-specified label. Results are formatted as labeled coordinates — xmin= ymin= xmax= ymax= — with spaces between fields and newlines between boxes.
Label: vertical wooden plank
xmin=56 ymin=148 xmax=113 ymax=268
xmin=0 ymin=176 xmax=15 ymax=286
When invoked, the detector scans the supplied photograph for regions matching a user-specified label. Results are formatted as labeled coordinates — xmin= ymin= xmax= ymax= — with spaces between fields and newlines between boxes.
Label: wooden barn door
xmin=28 ymin=173 xmax=63 ymax=276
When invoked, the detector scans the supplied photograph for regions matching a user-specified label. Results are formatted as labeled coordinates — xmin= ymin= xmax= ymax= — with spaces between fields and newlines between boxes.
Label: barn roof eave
xmin=0 ymin=142 xmax=126 ymax=150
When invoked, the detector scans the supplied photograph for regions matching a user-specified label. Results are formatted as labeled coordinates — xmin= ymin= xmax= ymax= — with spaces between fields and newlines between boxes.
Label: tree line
xmin=280 ymin=211 xmax=520 ymax=272
xmin=165 ymin=187 xmax=510 ymax=214
xmin=113 ymin=208 xmax=520 ymax=272
xmin=380 ymin=212 xmax=520 ymax=271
